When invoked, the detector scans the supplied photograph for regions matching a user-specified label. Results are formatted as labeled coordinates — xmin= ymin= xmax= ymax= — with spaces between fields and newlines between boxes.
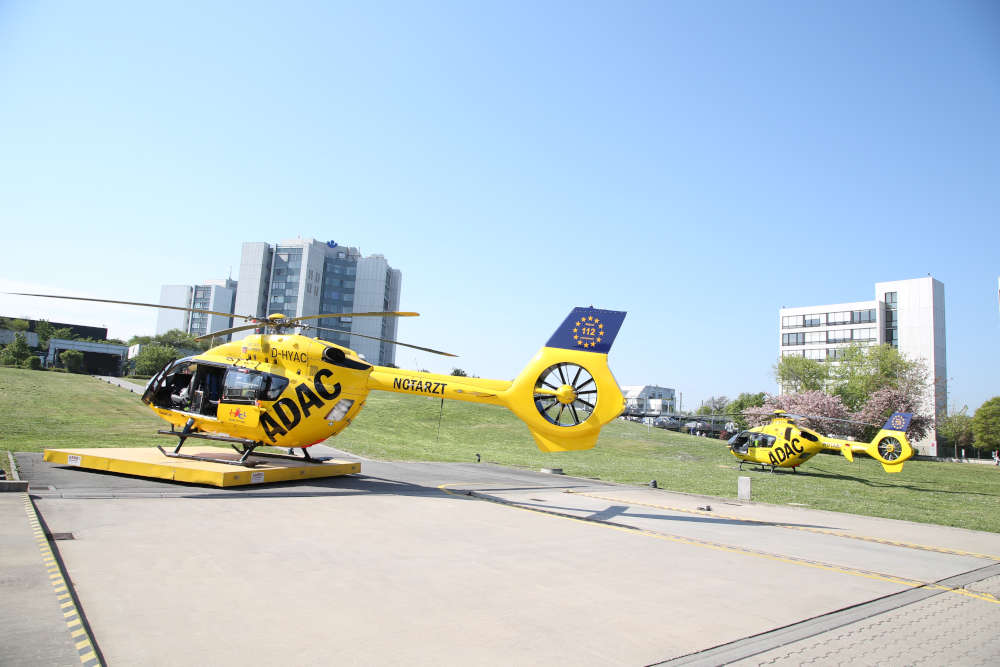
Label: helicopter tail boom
xmin=368 ymin=307 xmax=627 ymax=453
xmin=823 ymin=412 xmax=915 ymax=473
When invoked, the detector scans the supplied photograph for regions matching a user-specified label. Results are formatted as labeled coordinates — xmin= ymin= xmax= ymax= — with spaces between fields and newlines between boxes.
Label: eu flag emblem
xmin=546 ymin=308 xmax=626 ymax=354
xmin=884 ymin=412 xmax=913 ymax=432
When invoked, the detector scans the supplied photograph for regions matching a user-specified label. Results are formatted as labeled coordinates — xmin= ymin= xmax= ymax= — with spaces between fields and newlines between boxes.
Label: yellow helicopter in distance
xmin=8 ymin=293 xmax=627 ymax=466
xmin=725 ymin=410 xmax=915 ymax=473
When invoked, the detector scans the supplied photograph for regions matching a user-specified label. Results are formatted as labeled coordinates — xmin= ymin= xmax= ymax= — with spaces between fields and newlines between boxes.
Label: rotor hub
xmin=555 ymin=384 xmax=577 ymax=405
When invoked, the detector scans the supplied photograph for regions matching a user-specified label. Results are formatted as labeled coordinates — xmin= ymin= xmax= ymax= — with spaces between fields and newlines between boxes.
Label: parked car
xmin=653 ymin=416 xmax=683 ymax=431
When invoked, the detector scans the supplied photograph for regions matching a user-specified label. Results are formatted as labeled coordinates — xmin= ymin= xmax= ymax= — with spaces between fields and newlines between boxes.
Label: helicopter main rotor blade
xmin=786 ymin=413 xmax=879 ymax=427
xmin=194 ymin=323 xmax=265 ymax=341
xmin=307 ymin=324 xmax=457 ymax=358
xmin=285 ymin=311 xmax=419 ymax=323
xmin=6 ymin=292 xmax=257 ymax=322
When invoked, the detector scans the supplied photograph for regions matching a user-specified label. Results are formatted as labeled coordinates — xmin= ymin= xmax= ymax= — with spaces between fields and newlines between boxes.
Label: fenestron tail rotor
xmin=532 ymin=362 xmax=596 ymax=427
xmin=877 ymin=436 xmax=903 ymax=461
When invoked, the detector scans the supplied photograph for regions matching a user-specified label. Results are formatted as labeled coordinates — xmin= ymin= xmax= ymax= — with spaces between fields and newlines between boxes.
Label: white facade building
xmin=621 ymin=385 xmax=677 ymax=414
xmin=233 ymin=239 xmax=402 ymax=366
xmin=778 ymin=277 xmax=946 ymax=454
xmin=157 ymin=280 xmax=238 ymax=340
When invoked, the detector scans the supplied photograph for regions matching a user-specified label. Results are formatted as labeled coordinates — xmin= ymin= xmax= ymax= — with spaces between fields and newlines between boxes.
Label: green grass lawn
xmin=3 ymin=367 xmax=998 ymax=533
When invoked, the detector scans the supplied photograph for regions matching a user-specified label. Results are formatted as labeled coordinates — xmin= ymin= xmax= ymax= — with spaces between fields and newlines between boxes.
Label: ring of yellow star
xmin=571 ymin=315 xmax=605 ymax=349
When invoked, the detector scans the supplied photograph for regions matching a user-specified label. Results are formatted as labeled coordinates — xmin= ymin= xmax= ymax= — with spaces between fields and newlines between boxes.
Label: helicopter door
xmin=141 ymin=360 xmax=174 ymax=405
xmin=217 ymin=368 xmax=263 ymax=429
xmin=729 ymin=432 xmax=750 ymax=454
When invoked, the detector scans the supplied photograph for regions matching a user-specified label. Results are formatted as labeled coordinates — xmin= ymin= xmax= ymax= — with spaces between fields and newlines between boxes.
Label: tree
xmin=51 ymin=327 xmax=74 ymax=341
xmin=696 ymin=396 xmax=729 ymax=415
xmin=155 ymin=329 xmax=210 ymax=352
xmin=23 ymin=356 xmax=42 ymax=370
xmin=725 ymin=392 xmax=767 ymax=430
xmin=60 ymin=349 xmax=84 ymax=373
xmin=774 ymin=356 xmax=829 ymax=393
xmin=744 ymin=391 xmax=850 ymax=433
xmin=1 ymin=333 xmax=31 ymax=366
xmin=1 ymin=318 xmax=30 ymax=333
xmin=972 ymin=397 xmax=1000 ymax=455
xmin=830 ymin=343 xmax=928 ymax=412
xmin=34 ymin=320 xmax=55 ymax=348
xmin=134 ymin=344 xmax=179 ymax=376
xmin=937 ymin=407 xmax=974 ymax=458
xmin=851 ymin=386 xmax=932 ymax=442
xmin=450 ymin=368 xmax=468 ymax=377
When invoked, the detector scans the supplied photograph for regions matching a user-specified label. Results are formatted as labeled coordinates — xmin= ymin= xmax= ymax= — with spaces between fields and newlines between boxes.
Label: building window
xmin=781 ymin=349 xmax=805 ymax=357
xmin=782 ymin=315 xmax=804 ymax=329
xmin=805 ymin=348 xmax=825 ymax=360
xmin=827 ymin=348 xmax=846 ymax=360
xmin=853 ymin=327 xmax=875 ymax=342
xmin=853 ymin=309 xmax=876 ymax=324
xmin=827 ymin=329 xmax=851 ymax=343
xmin=782 ymin=332 xmax=805 ymax=346
xmin=804 ymin=313 xmax=825 ymax=327
xmin=828 ymin=311 xmax=850 ymax=325
xmin=884 ymin=292 xmax=898 ymax=347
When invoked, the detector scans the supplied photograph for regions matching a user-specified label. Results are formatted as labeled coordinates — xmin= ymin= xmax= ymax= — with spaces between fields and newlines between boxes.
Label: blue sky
xmin=1 ymin=1 xmax=998 ymax=412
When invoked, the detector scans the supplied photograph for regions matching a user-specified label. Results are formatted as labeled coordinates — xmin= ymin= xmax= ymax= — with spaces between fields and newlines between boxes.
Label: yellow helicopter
xmin=9 ymin=293 xmax=627 ymax=466
xmin=726 ymin=410 xmax=915 ymax=474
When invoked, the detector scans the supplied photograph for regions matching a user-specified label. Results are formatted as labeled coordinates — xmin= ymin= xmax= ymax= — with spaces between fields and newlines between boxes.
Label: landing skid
xmin=737 ymin=459 xmax=778 ymax=473
xmin=156 ymin=419 xmax=331 ymax=467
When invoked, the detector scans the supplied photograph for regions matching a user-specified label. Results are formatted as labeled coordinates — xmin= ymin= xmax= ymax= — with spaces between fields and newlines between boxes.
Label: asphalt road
xmin=6 ymin=445 xmax=1000 ymax=666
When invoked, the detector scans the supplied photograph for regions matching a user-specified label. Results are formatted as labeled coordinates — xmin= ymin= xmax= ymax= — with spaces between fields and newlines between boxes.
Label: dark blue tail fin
xmin=545 ymin=307 xmax=626 ymax=354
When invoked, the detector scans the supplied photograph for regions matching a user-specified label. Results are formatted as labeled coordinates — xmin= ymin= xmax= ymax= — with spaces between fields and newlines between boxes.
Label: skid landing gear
xmin=157 ymin=419 xmax=332 ymax=467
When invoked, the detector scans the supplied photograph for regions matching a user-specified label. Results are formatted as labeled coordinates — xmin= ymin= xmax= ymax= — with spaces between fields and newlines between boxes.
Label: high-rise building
xmin=778 ymin=277 xmax=946 ymax=454
xmin=157 ymin=279 xmax=238 ymax=340
xmin=233 ymin=239 xmax=402 ymax=366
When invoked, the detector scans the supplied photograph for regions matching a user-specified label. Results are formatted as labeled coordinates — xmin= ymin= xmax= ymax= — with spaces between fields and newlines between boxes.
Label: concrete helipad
xmin=7 ymin=446 xmax=1000 ymax=666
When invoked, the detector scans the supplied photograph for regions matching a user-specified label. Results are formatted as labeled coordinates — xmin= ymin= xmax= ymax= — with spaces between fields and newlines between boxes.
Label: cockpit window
xmin=799 ymin=430 xmax=819 ymax=442
xmin=262 ymin=375 xmax=289 ymax=401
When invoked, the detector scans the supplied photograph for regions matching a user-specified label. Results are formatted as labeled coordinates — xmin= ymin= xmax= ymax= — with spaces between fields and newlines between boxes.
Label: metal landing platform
xmin=42 ymin=447 xmax=361 ymax=488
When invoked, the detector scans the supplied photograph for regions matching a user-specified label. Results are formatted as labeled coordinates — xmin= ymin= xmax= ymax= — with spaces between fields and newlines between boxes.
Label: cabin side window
xmin=222 ymin=369 xmax=265 ymax=404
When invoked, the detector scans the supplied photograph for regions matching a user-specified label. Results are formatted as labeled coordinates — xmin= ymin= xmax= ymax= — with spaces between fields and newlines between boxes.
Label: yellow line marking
xmin=439 ymin=484 xmax=1000 ymax=606
xmin=566 ymin=490 xmax=1000 ymax=561
xmin=19 ymin=493 xmax=103 ymax=666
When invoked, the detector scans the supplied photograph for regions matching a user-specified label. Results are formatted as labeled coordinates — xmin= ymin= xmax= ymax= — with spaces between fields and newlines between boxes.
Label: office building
xmin=233 ymin=239 xmax=402 ymax=366
xmin=621 ymin=385 xmax=677 ymax=415
xmin=778 ymin=277 xmax=946 ymax=454
xmin=157 ymin=279 xmax=238 ymax=340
